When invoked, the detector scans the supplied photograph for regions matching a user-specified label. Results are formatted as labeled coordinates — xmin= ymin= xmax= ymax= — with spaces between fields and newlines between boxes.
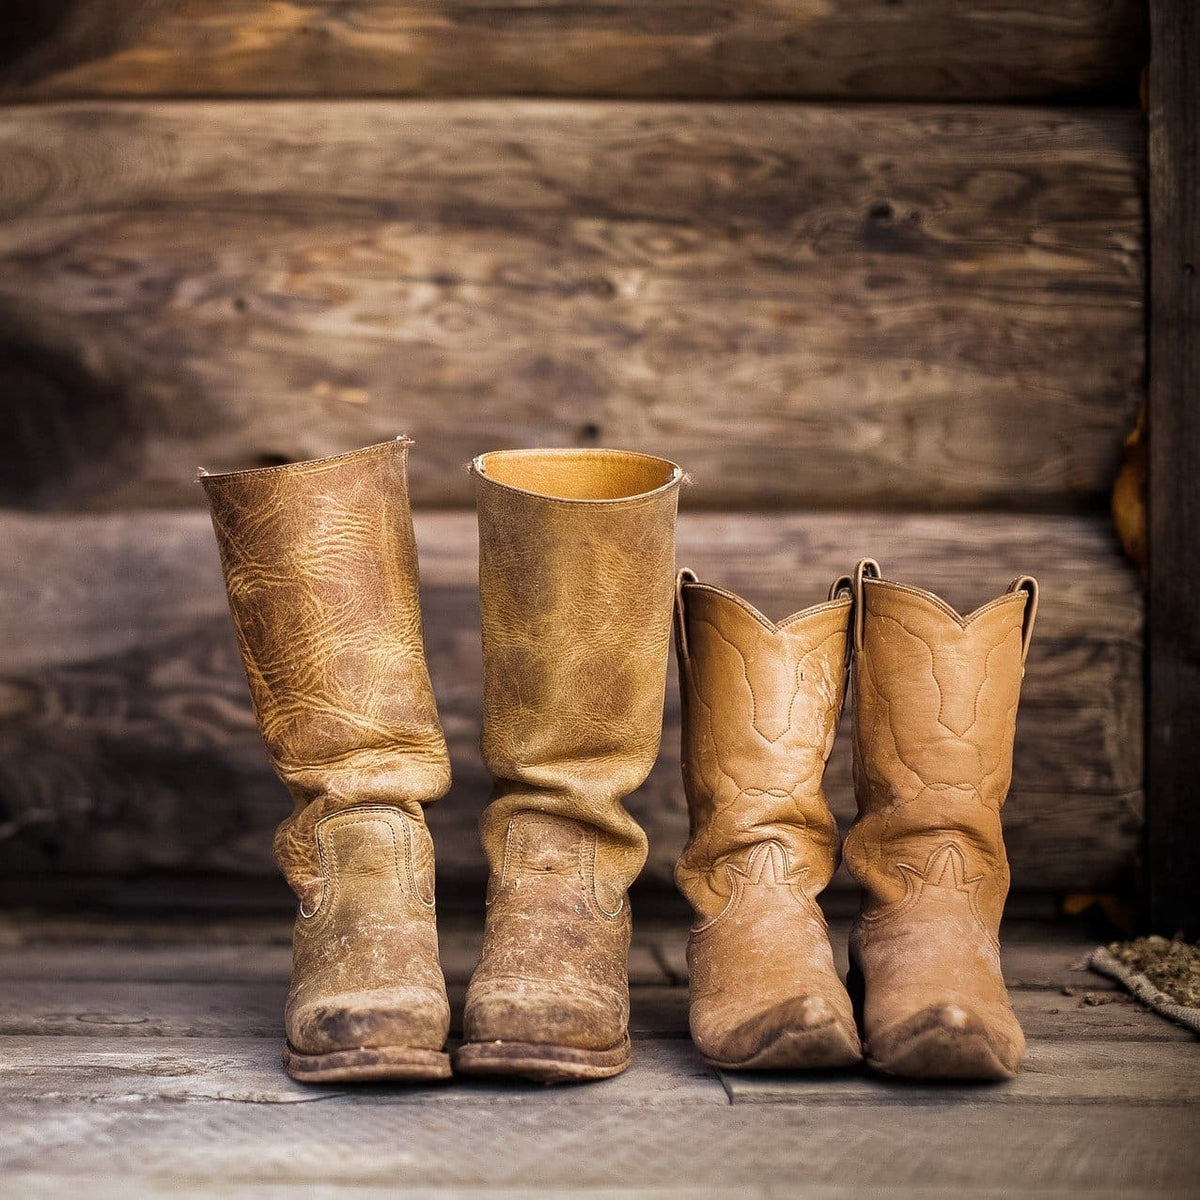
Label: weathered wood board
xmin=0 ymin=1032 xmax=1193 ymax=1105
xmin=717 ymin=1039 xmax=1200 ymax=1104
xmin=1146 ymin=0 xmax=1200 ymax=936
xmin=0 ymin=1 xmax=1148 ymax=103
xmin=0 ymin=1102 xmax=1196 ymax=1195
xmin=3 ymin=976 xmax=1187 ymax=1043
xmin=0 ymin=508 xmax=1143 ymax=893
xmin=0 ymin=915 xmax=1112 ymax=987
xmin=0 ymin=916 xmax=1121 ymax=990
xmin=0 ymin=100 xmax=1144 ymax=511
xmin=0 ymin=920 xmax=1195 ymax=1199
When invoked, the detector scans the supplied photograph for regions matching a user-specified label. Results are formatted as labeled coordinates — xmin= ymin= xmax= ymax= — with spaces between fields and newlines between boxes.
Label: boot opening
xmin=473 ymin=448 xmax=680 ymax=501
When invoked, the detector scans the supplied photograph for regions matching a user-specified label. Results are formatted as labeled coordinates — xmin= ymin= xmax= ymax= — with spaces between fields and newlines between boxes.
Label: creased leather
xmin=675 ymin=576 xmax=860 ymax=1066
xmin=201 ymin=439 xmax=451 ymax=1058
xmin=844 ymin=568 xmax=1036 ymax=1079
xmin=464 ymin=448 xmax=681 ymax=1054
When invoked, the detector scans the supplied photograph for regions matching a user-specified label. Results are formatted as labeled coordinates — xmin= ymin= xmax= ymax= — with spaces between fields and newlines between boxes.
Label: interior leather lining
xmin=476 ymin=449 xmax=678 ymax=500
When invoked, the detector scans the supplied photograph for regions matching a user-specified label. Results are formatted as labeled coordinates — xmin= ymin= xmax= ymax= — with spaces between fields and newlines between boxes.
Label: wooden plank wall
xmin=0 ymin=2 xmax=1147 ymax=906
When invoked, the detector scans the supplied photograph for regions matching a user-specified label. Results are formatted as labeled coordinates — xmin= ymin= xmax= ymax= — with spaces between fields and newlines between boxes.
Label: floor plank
xmin=644 ymin=921 xmax=1113 ymax=993
xmin=0 ymin=920 xmax=667 ymax=987
xmin=0 ymin=1100 xmax=1194 ymax=1192
xmin=2 ymin=1032 xmax=1193 ymax=1108
xmin=0 ymin=1181 xmax=1193 ymax=1200
xmin=0 ymin=1036 xmax=725 ymax=1106
xmin=0 ymin=919 xmax=1195 ymax=1195
xmin=718 ymin=1039 xmax=1200 ymax=1106
xmin=0 ymin=979 xmax=1183 ymax=1043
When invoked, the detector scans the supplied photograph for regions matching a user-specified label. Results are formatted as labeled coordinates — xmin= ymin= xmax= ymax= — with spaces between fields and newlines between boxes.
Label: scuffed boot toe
xmin=283 ymin=984 xmax=452 ymax=1082
xmin=456 ymin=978 xmax=632 ymax=1083
xmin=462 ymin=978 xmax=627 ymax=1051
xmin=867 ymin=1000 xmax=1025 ymax=1081
xmin=696 ymin=993 xmax=863 ymax=1070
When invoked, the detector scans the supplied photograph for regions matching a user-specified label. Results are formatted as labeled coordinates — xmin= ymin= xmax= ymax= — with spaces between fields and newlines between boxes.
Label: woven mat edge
xmin=1089 ymin=946 xmax=1200 ymax=1037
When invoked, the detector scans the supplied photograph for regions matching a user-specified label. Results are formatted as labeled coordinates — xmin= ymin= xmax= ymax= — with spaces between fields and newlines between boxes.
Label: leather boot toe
xmin=868 ymin=999 xmax=1025 ymax=1081
xmin=289 ymin=983 xmax=451 ymax=1055
xmin=464 ymin=979 xmax=627 ymax=1051
xmin=697 ymin=994 xmax=862 ymax=1069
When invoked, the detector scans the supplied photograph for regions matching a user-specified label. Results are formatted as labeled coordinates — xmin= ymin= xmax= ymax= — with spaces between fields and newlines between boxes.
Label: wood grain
xmin=0 ymin=929 xmax=1195 ymax=1198
xmin=0 ymin=978 xmax=1188 ymax=1043
xmin=0 ymin=1034 xmax=728 ymax=1104
xmin=1146 ymin=0 xmax=1200 ymax=937
xmin=4 ymin=1180 xmax=1196 ymax=1200
xmin=718 ymin=1039 xmax=1200 ymax=1104
xmin=644 ymin=920 xmax=1133 ymax=994
xmin=0 ymin=1032 xmax=1192 ymax=1105
xmin=1 ymin=1101 xmax=1197 ymax=1194
xmin=0 ymin=100 xmax=1145 ymax=511
xmin=0 ymin=917 xmax=1117 ymax=993
xmin=0 ymin=508 xmax=1144 ymax=893
xmin=0 ymin=1 xmax=1148 ymax=103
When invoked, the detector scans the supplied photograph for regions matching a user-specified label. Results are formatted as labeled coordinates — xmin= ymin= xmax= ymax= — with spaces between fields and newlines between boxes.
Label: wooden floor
xmin=0 ymin=914 xmax=1195 ymax=1198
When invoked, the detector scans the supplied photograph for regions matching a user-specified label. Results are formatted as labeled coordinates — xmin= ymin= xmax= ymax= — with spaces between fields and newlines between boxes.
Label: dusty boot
xmin=454 ymin=448 xmax=683 ymax=1083
xmin=673 ymin=570 xmax=862 ymax=1069
xmin=201 ymin=439 xmax=453 ymax=1082
xmin=844 ymin=559 xmax=1038 ymax=1080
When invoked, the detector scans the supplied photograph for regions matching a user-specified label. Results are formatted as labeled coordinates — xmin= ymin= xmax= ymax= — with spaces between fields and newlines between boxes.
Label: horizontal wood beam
xmin=0 ymin=100 xmax=1145 ymax=512
xmin=0 ymin=509 xmax=1144 ymax=894
xmin=0 ymin=1 xmax=1147 ymax=103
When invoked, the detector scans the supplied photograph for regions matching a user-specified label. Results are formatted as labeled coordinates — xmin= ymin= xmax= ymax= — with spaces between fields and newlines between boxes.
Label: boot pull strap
xmin=828 ymin=573 xmax=854 ymax=674
xmin=828 ymin=574 xmax=853 ymax=603
xmin=852 ymin=558 xmax=882 ymax=654
xmin=826 ymin=573 xmax=855 ymax=714
xmin=1007 ymin=574 xmax=1039 ymax=666
xmin=674 ymin=568 xmax=699 ymax=674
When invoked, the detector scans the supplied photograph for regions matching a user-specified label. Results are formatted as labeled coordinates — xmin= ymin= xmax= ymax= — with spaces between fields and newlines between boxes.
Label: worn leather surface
xmin=464 ymin=448 xmax=681 ymax=1052
xmin=844 ymin=566 xmax=1037 ymax=1078
xmin=201 ymin=439 xmax=451 ymax=1056
xmin=675 ymin=575 xmax=860 ymax=1065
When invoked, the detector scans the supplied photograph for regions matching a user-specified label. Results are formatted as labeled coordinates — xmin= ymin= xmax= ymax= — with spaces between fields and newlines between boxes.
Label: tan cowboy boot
xmin=673 ymin=570 xmax=862 ymax=1069
xmin=844 ymin=559 xmax=1038 ymax=1080
xmin=454 ymin=448 xmax=683 ymax=1083
xmin=200 ymin=439 xmax=452 ymax=1082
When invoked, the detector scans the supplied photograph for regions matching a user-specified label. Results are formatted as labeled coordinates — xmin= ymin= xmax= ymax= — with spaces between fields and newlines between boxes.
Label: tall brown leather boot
xmin=844 ymin=559 xmax=1038 ymax=1080
xmin=674 ymin=570 xmax=862 ymax=1069
xmin=200 ymin=439 xmax=453 ymax=1083
xmin=454 ymin=448 xmax=683 ymax=1083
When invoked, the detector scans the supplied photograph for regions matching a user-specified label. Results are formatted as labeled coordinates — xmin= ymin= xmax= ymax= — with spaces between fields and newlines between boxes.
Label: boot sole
xmin=704 ymin=1019 xmax=863 ymax=1071
xmin=283 ymin=1042 xmax=452 ymax=1083
xmin=453 ymin=1034 xmax=632 ymax=1084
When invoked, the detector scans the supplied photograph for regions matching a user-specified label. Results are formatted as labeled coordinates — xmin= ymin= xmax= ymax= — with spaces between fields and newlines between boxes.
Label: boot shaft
xmin=845 ymin=561 xmax=1038 ymax=930
xmin=471 ymin=448 xmax=682 ymax=898
xmin=201 ymin=438 xmax=449 ymax=810
xmin=674 ymin=572 xmax=851 ymax=920
xmin=201 ymin=440 xmax=451 ymax=909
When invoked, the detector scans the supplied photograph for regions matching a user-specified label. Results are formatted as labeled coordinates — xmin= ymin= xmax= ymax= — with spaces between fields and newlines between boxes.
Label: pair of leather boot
xmin=201 ymin=439 xmax=682 ymax=1083
xmin=673 ymin=559 xmax=1038 ymax=1080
